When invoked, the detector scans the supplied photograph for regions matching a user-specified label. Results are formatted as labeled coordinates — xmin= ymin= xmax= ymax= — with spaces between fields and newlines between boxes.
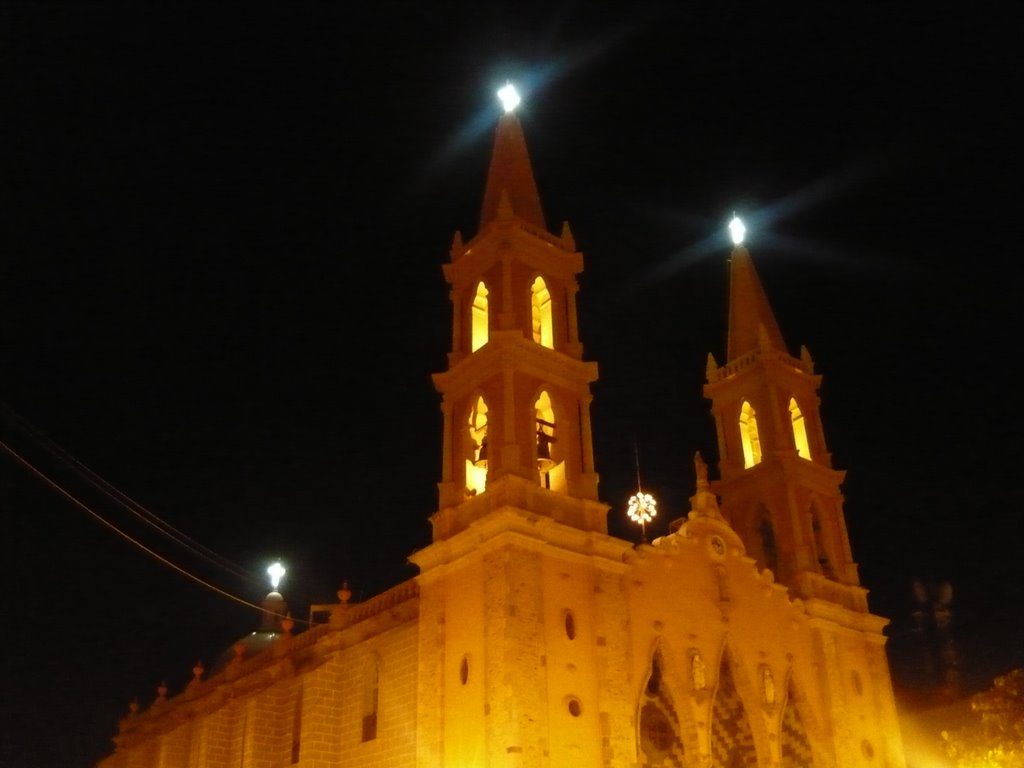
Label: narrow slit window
xmin=291 ymin=685 xmax=303 ymax=764
xmin=789 ymin=397 xmax=811 ymax=459
xmin=471 ymin=282 xmax=489 ymax=352
xmin=362 ymin=658 xmax=379 ymax=742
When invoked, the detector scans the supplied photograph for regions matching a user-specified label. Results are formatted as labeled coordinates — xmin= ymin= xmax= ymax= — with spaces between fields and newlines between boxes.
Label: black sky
xmin=3 ymin=3 xmax=1022 ymax=766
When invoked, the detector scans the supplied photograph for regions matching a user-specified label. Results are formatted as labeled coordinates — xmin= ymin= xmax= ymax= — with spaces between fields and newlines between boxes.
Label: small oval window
xmin=861 ymin=740 xmax=874 ymax=760
xmin=565 ymin=611 xmax=576 ymax=640
xmin=460 ymin=655 xmax=469 ymax=685
xmin=567 ymin=698 xmax=582 ymax=717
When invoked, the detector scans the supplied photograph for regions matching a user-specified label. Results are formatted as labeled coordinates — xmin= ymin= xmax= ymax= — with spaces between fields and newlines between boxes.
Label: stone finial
xmin=331 ymin=580 xmax=355 ymax=627
xmin=281 ymin=612 xmax=295 ymax=635
xmin=156 ymin=681 xmax=168 ymax=703
xmin=689 ymin=452 xmax=723 ymax=521
xmin=119 ymin=699 xmax=140 ymax=733
xmin=705 ymin=353 xmax=718 ymax=383
xmin=450 ymin=230 xmax=464 ymax=259
xmin=800 ymin=344 xmax=814 ymax=370
xmin=560 ymin=220 xmax=576 ymax=250
xmin=694 ymin=451 xmax=708 ymax=489
xmin=338 ymin=581 xmax=353 ymax=604
xmin=186 ymin=661 xmax=204 ymax=694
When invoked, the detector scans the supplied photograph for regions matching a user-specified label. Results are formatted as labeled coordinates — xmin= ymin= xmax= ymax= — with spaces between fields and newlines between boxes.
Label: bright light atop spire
xmin=497 ymin=82 xmax=521 ymax=113
xmin=267 ymin=561 xmax=286 ymax=590
xmin=728 ymin=215 xmax=746 ymax=245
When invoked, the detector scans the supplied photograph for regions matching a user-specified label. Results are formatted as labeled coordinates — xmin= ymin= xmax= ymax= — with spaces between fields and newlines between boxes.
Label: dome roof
xmin=207 ymin=590 xmax=290 ymax=678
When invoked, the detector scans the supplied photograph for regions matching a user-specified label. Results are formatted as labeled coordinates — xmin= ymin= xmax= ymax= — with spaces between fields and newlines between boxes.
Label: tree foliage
xmin=942 ymin=669 xmax=1024 ymax=767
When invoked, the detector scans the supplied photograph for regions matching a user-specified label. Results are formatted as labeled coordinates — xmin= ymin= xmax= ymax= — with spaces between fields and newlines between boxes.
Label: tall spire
xmin=479 ymin=113 xmax=546 ymax=232
xmin=726 ymin=244 xmax=788 ymax=362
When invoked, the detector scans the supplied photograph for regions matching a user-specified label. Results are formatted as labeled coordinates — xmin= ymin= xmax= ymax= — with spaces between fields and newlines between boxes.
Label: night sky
xmin=3 ymin=4 xmax=1022 ymax=766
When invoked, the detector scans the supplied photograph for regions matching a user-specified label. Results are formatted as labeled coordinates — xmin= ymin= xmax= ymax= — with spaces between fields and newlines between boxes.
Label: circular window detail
xmin=565 ymin=610 xmax=577 ymax=640
xmin=861 ymin=740 xmax=874 ymax=760
xmin=459 ymin=655 xmax=469 ymax=685
xmin=851 ymin=670 xmax=863 ymax=696
xmin=567 ymin=697 xmax=582 ymax=717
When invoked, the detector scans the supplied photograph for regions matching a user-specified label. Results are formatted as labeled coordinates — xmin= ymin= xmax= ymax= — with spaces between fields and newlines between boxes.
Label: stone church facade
xmin=99 ymin=106 xmax=907 ymax=768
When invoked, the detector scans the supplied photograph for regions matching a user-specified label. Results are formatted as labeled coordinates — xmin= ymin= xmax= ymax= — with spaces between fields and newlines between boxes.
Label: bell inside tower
xmin=466 ymin=396 xmax=489 ymax=495
xmin=536 ymin=419 xmax=555 ymax=472
xmin=535 ymin=390 xmax=564 ymax=490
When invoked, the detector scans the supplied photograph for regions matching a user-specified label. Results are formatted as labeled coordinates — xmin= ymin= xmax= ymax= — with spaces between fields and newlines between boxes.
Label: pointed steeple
xmin=726 ymin=244 xmax=788 ymax=362
xmin=479 ymin=113 xmax=546 ymax=232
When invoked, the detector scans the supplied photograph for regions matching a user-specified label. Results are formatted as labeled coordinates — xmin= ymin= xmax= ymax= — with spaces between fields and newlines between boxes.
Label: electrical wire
xmin=0 ymin=436 xmax=312 ymax=627
xmin=0 ymin=402 xmax=261 ymax=587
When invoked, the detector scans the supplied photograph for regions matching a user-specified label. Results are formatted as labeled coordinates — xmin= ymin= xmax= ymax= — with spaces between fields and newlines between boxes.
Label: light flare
xmin=729 ymin=215 xmax=746 ymax=245
xmin=497 ymin=82 xmax=521 ymax=113
xmin=267 ymin=561 xmax=286 ymax=589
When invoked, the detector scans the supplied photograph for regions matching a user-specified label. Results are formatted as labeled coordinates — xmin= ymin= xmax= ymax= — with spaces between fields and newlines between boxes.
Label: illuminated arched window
xmin=471 ymin=282 xmax=489 ymax=352
xmin=531 ymin=276 xmax=553 ymax=349
xmin=739 ymin=401 xmax=762 ymax=468
xmin=466 ymin=397 xmax=489 ymax=495
xmin=789 ymin=398 xmax=811 ymax=460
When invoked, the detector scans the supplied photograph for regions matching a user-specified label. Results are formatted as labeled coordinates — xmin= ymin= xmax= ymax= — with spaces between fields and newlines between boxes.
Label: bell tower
xmin=704 ymin=220 xmax=864 ymax=608
xmin=428 ymin=101 xmax=606 ymax=542
xmin=411 ymin=92 xmax=624 ymax=768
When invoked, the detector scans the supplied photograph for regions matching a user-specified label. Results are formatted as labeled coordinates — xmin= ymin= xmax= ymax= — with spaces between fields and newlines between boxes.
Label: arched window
xmin=534 ymin=390 xmax=557 ymax=483
xmin=471 ymin=282 xmax=489 ymax=352
xmin=810 ymin=507 xmax=835 ymax=578
xmin=531 ymin=276 xmax=554 ymax=349
xmin=758 ymin=510 xmax=779 ymax=574
xmin=711 ymin=654 xmax=758 ymax=767
xmin=739 ymin=401 xmax=762 ymax=468
xmin=781 ymin=680 xmax=816 ymax=768
xmin=639 ymin=648 xmax=684 ymax=765
xmin=466 ymin=397 xmax=489 ymax=495
xmin=789 ymin=397 xmax=811 ymax=459
xmin=291 ymin=684 xmax=303 ymax=764
xmin=362 ymin=657 xmax=379 ymax=742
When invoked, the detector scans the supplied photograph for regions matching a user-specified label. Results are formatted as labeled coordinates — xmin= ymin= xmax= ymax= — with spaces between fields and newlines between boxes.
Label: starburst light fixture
xmin=627 ymin=443 xmax=658 ymax=542
xmin=627 ymin=491 xmax=657 ymax=525
xmin=728 ymin=214 xmax=746 ymax=245
xmin=497 ymin=82 xmax=521 ymax=113
xmin=267 ymin=561 xmax=286 ymax=590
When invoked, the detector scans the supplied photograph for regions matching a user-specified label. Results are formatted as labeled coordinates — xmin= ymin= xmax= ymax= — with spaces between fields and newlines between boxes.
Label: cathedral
xmin=98 ymin=98 xmax=907 ymax=768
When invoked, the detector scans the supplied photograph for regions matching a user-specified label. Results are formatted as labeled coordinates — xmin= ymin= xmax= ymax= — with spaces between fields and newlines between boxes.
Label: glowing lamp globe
xmin=728 ymin=215 xmax=746 ymax=246
xmin=267 ymin=561 xmax=286 ymax=590
xmin=497 ymin=83 xmax=521 ymax=114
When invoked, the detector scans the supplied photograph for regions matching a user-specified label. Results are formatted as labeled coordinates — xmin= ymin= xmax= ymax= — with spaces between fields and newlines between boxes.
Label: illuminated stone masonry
xmin=98 ymin=87 xmax=907 ymax=768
